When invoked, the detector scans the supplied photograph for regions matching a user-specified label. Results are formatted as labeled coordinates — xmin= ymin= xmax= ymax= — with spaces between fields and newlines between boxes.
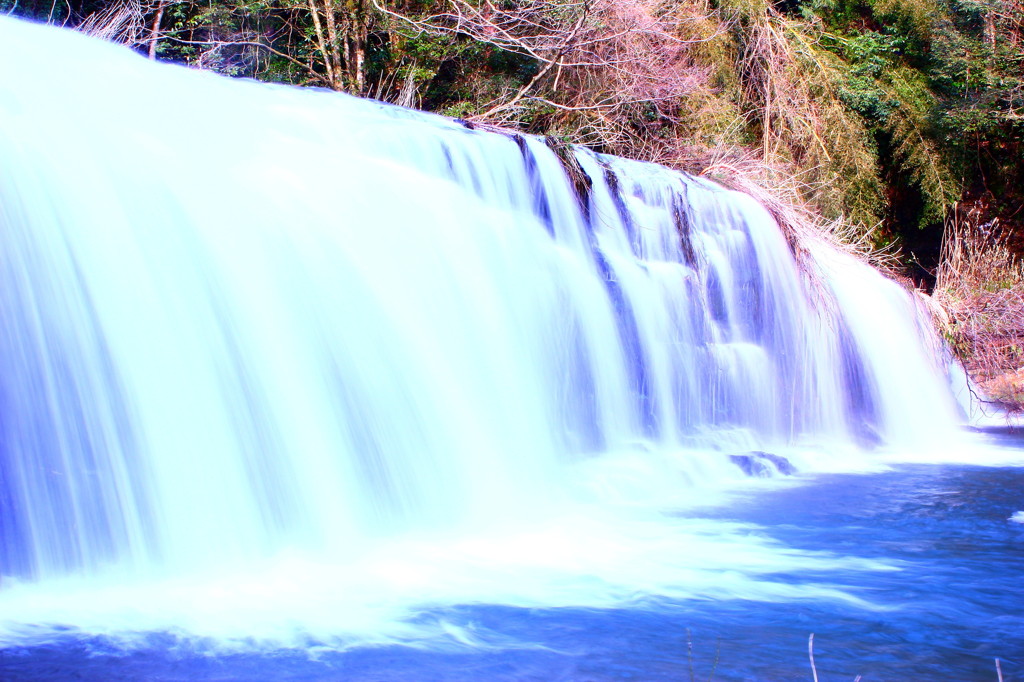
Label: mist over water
xmin=0 ymin=17 xmax=991 ymax=657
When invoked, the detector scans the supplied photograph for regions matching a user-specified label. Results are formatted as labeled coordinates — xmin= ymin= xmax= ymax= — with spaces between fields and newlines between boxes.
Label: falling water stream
xmin=0 ymin=17 xmax=1021 ymax=680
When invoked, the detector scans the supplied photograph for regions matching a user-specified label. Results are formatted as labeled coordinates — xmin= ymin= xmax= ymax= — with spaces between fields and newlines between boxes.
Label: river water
xmin=3 ymin=431 xmax=1020 ymax=680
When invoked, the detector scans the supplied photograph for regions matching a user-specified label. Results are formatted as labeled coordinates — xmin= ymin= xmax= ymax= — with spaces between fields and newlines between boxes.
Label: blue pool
xmin=3 ymin=437 xmax=1021 ymax=681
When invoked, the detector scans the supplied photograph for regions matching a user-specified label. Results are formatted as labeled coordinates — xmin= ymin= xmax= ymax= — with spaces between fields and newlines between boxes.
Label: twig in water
xmin=996 ymin=658 xmax=1003 ymax=682
xmin=809 ymin=633 xmax=819 ymax=682
xmin=687 ymin=628 xmax=695 ymax=682
xmin=708 ymin=637 xmax=721 ymax=682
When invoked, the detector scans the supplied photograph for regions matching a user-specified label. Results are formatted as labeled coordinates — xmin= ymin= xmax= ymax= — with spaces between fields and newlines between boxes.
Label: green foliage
xmin=885 ymin=66 xmax=958 ymax=225
xmin=767 ymin=0 xmax=1022 ymax=263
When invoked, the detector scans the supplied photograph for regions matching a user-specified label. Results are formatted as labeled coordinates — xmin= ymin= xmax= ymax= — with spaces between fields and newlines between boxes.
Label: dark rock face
xmin=729 ymin=451 xmax=797 ymax=477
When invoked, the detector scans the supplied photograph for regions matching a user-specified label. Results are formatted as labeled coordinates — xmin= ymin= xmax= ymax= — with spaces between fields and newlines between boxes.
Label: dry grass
xmin=76 ymin=0 xmax=149 ymax=45
xmin=934 ymin=202 xmax=1024 ymax=409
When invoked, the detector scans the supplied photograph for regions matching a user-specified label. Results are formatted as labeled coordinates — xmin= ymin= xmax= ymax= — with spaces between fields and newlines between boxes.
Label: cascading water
xmin=0 ymin=17 xmax=971 ymax=649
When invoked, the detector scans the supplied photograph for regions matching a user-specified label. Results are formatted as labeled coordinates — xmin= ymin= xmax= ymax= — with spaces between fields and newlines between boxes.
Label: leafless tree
xmin=373 ymin=0 xmax=726 ymax=157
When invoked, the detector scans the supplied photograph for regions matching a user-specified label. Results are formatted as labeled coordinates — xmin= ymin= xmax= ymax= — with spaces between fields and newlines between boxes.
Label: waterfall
xmin=0 ymin=17 xmax=965 ymax=646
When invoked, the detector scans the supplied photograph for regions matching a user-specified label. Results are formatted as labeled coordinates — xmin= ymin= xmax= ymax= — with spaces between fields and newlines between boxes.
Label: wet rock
xmin=729 ymin=451 xmax=797 ymax=477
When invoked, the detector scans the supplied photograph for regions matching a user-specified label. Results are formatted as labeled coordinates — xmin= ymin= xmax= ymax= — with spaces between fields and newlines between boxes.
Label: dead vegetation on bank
xmin=934 ymin=203 xmax=1024 ymax=410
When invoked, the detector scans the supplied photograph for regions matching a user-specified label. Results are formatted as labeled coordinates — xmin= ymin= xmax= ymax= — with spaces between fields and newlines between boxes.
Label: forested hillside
xmin=4 ymin=0 xmax=1024 ymax=397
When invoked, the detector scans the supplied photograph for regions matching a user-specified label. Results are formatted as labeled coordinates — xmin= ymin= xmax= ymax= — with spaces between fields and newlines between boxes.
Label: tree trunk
xmin=147 ymin=0 xmax=167 ymax=59
xmin=308 ymin=0 xmax=341 ymax=89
